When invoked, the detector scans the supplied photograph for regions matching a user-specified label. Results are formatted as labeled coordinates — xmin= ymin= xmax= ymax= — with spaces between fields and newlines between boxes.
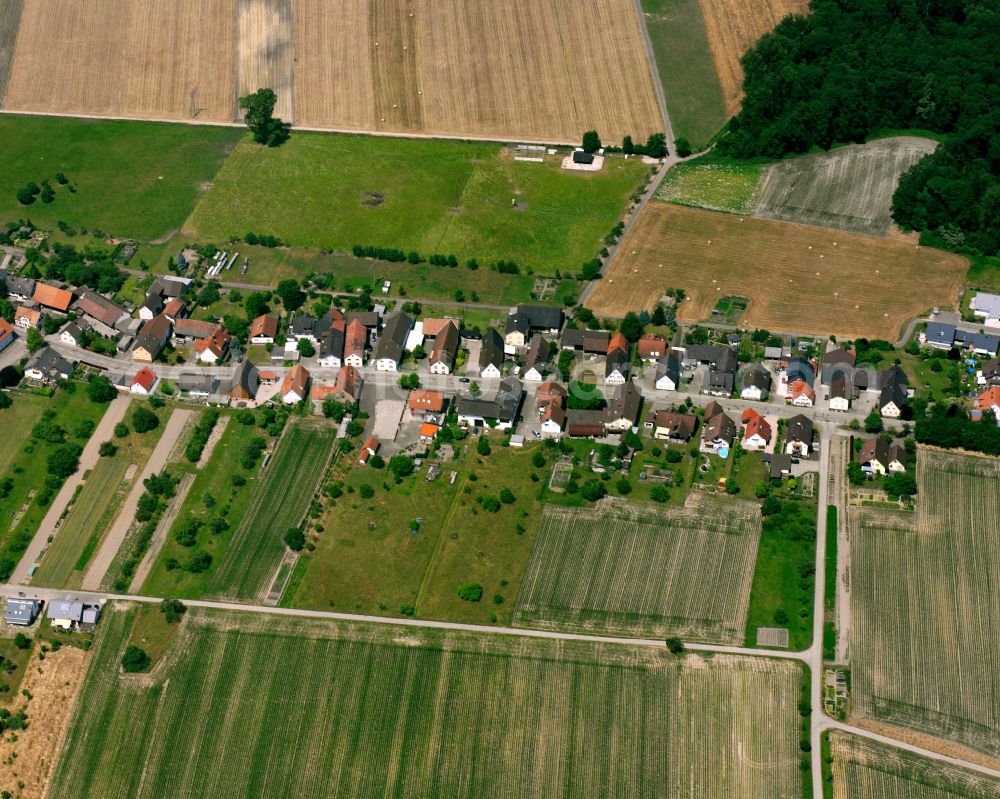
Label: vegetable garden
xmin=514 ymin=494 xmax=762 ymax=643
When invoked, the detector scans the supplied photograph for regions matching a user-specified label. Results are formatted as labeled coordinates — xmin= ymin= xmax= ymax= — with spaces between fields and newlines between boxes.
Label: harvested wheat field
xmin=0 ymin=645 xmax=89 ymax=799
xmin=589 ymin=203 xmax=967 ymax=340
xmin=293 ymin=0 xmax=663 ymax=143
xmin=829 ymin=732 xmax=1000 ymax=799
xmin=4 ymin=0 xmax=236 ymax=122
xmin=698 ymin=0 xmax=809 ymax=116
xmin=238 ymin=0 xmax=295 ymax=122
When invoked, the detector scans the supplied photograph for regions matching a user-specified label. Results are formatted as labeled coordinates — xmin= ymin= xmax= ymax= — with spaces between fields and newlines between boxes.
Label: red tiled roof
xmin=32 ymin=283 xmax=73 ymax=312
xmin=637 ymin=333 xmax=666 ymax=358
xmin=607 ymin=332 xmax=628 ymax=356
xmin=0 ymin=319 xmax=14 ymax=339
xmin=132 ymin=367 xmax=156 ymax=391
xmin=408 ymin=389 xmax=445 ymax=412
xmin=420 ymin=423 xmax=439 ymax=438
xmin=194 ymin=327 xmax=230 ymax=358
xmin=14 ymin=307 xmax=40 ymax=325
xmin=281 ymin=364 xmax=310 ymax=398
xmin=978 ymin=386 xmax=1000 ymax=412
xmin=250 ymin=313 xmax=279 ymax=338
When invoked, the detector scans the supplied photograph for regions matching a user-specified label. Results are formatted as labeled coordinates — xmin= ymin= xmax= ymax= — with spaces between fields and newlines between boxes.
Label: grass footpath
xmin=641 ymin=0 xmax=728 ymax=149
xmin=743 ymin=499 xmax=817 ymax=651
xmin=0 ymin=115 xmax=239 ymax=240
xmin=186 ymin=132 xmax=648 ymax=274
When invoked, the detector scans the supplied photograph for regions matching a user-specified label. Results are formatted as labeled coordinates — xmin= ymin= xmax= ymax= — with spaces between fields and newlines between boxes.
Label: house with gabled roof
xmin=195 ymin=326 xmax=230 ymax=365
xmin=478 ymin=328 xmax=505 ymax=378
xmin=429 ymin=320 xmax=460 ymax=376
xmin=14 ymin=305 xmax=42 ymax=330
xmin=655 ymin=351 xmax=681 ymax=391
xmin=605 ymin=347 xmax=629 ymax=385
xmin=25 ymin=347 xmax=75 ymax=384
xmin=0 ymin=318 xmax=14 ymax=353
xmin=343 ymin=318 xmax=367 ymax=367
xmin=330 ymin=364 xmax=362 ymax=404
xmin=701 ymin=402 xmax=737 ymax=453
xmin=281 ymin=364 xmax=310 ymax=404
xmin=787 ymin=379 xmax=816 ymax=407
xmin=924 ymin=321 xmax=956 ymax=350
xmin=820 ymin=347 xmax=856 ymax=384
xmin=130 ymin=367 xmax=158 ymax=396
xmin=859 ymin=437 xmax=890 ymax=476
xmin=504 ymin=305 xmax=563 ymax=348
xmin=358 ymin=437 xmax=380 ymax=464
xmin=561 ymin=328 xmax=611 ymax=354
xmin=829 ymin=373 xmax=852 ymax=411
xmin=604 ymin=380 xmax=642 ymax=432
xmin=33 ymin=282 xmax=73 ymax=313
xmin=408 ymin=389 xmax=446 ymax=418
xmin=879 ymin=369 xmax=909 ymax=418
xmin=977 ymin=386 xmax=1000 ymax=424
xmin=644 ymin=408 xmax=697 ymax=441
xmin=784 ymin=414 xmax=813 ymax=456
xmin=374 ymin=311 xmax=412 ymax=372
xmin=740 ymin=364 xmax=771 ymax=401
xmin=250 ymin=313 xmax=279 ymax=345
xmin=522 ymin=335 xmax=551 ymax=382
xmin=132 ymin=314 xmax=171 ymax=362
xmin=637 ymin=333 xmax=666 ymax=363
xmin=741 ymin=408 xmax=771 ymax=450
xmin=76 ymin=288 xmax=127 ymax=328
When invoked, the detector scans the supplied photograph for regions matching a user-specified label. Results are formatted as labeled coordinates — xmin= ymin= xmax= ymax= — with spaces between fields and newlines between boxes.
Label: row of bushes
xmin=244 ymin=231 xmax=282 ymax=247
xmin=185 ymin=410 xmax=219 ymax=463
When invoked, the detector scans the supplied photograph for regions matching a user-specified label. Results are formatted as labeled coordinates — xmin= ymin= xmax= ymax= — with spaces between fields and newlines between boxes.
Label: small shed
xmin=572 ymin=150 xmax=595 ymax=165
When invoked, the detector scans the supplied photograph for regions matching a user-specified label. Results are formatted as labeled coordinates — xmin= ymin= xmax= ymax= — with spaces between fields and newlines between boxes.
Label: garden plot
xmin=514 ymin=494 xmax=762 ymax=643
xmin=48 ymin=604 xmax=803 ymax=799
xmin=752 ymin=137 xmax=938 ymax=235
xmin=207 ymin=420 xmax=336 ymax=601
xmin=849 ymin=449 xmax=1000 ymax=758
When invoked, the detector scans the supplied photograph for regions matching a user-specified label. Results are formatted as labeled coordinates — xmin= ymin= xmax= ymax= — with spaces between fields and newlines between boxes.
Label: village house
xmin=979 ymin=358 xmax=1000 ymax=387
xmin=637 ymin=333 xmax=667 ymax=363
xmin=923 ymin=321 xmax=956 ymax=350
xmin=456 ymin=377 xmax=523 ymax=429
xmin=4 ymin=597 xmax=42 ymax=626
xmin=0 ymin=318 xmax=14 ymax=352
xmin=329 ymin=364 xmax=362 ymax=404
xmin=249 ymin=313 xmax=279 ymax=345
xmin=740 ymin=364 xmax=771 ymax=401
xmin=172 ymin=318 xmax=218 ymax=343
xmin=787 ymin=379 xmax=816 ymax=407
xmin=343 ymin=318 xmax=368 ymax=367
xmin=478 ymin=329 xmax=505 ymax=378
xmin=60 ymin=322 xmax=83 ymax=347
xmin=420 ymin=423 xmax=440 ymax=442
xmin=139 ymin=276 xmax=190 ymax=321
xmin=741 ymin=408 xmax=772 ymax=450
xmin=228 ymin=361 xmax=260 ymax=405
xmin=879 ymin=369 xmax=909 ymax=418
xmin=954 ymin=329 xmax=1000 ymax=357
xmin=408 ymin=389 xmax=446 ymax=419
xmin=503 ymin=305 xmax=563 ymax=348
xmin=75 ymin=288 xmax=127 ymax=329
xmin=644 ymin=408 xmax=697 ymax=442
xmin=195 ymin=327 xmax=231 ymax=365
xmin=829 ymin=373 xmax=852 ymax=411
xmin=605 ymin=332 xmax=629 ymax=385
xmin=374 ymin=310 xmax=412 ymax=372
xmin=318 ymin=324 xmax=346 ymax=368
xmin=162 ymin=298 xmax=186 ymax=323
xmin=130 ymin=367 xmax=158 ymax=396
xmin=5 ymin=275 xmax=36 ymax=301
xmin=604 ymin=380 xmax=642 ymax=432
xmin=177 ymin=373 xmax=220 ymax=399
xmin=859 ymin=437 xmax=892 ymax=476
xmin=281 ymin=364 xmax=310 ymax=404
xmin=14 ymin=305 xmax=42 ymax=329
xmin=290 ymin=313 xmax=321 ymax=344
xmin=132 ymin=314 xmax=171 ymax=362
xmin=522 ymin=335 xmax=551 ymax=382
xmin=47 ymin=599 xmax=101 ymax=630
xmin=703 ymin=369 xmax=734 ymax=397
xmin=701 ymin=401 xmax=737 ymax=454
xmin=536 ymin=381 xmax=567 ymax=438
xmin=428 ymin=320 xmax=461 ymax=376
xmin=358 ymin=437 xmax=380 ymax=465
xmin=970 ymin=291 xmax=1000 ymax=328
xmin=25 ymin=349 xmax=75 ymax=383
xmin=978 ymin=386 xmax=1000 ymax=423
xmin=655 ymin=352 xmax=682 ymax=391
xmin=785 ymin=414 xmax=814 ymax=456
xmin=820 ymin=347 xmax=856 ymax=385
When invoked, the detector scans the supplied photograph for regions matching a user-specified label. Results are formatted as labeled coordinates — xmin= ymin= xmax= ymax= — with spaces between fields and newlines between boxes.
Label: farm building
xmin=76 ymin=289 xmax=128 ymax=328
xmin=504 ymin=305 xmax=563 ymax=348
xmin=522 ymin=336 xmax=551 ymax=382
xmin=561 ymin=328 xmax=611 ymax=354
xmin=177 ymin=374 xmax=220 ymax=398
xmin=5 ymin=598 xmax=42 ymax=626
xmin=637 ymin=333 xmax=666 ymax=362
xmin=33 ymin=282 xmax=74 ymax=313
xmin=566 ymin=409 xmax=607 ymax=438
xmin=408 ymin=390 xmax=446 ymax=418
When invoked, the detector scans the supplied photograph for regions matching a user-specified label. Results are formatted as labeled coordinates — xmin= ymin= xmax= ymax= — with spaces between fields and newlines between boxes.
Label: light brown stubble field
xmin=589 ymin=202 xmax=967 ymax=340
xmin=698 ymin=0 xmax=809 ymax=116
xmin=4 ymin=0 xmax=236 ymax=122
xmin=292 ymin=0 xmax=664 ymax=143
xmin=237 ymin=0 xmax=295 ymax=122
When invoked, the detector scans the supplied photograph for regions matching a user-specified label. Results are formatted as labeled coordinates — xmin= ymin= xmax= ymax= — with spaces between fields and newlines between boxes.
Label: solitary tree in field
xmin=581 ymin=130 xmax=602 ymax=153
xmin=239 ymin=88 xmax=289 ymax=147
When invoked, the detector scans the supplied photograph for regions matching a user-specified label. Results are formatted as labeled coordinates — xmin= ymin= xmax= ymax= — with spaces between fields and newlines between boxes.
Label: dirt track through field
xmin=698 ymin=0 xmax=808 ymax=116
xmin=4 ymin=0 xmax=236 ymax=122
xmin=590 ymin=202 xmax=967 ymax=340
xmin=0 ymin=646 xmax=89 ymax=799
xmin=237 ymin=0 xmax=295 ymax=121
xmin=81 ymin=409 xmax=195 ymax=591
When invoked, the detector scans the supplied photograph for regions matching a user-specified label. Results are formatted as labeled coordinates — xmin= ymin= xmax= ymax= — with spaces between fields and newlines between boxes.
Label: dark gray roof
xmin=347 ymin=311 xmax=379 ymax=328
xmin=320 ymin=326 xmax=345 ymax=359
xmin=682 ymin=344 xmax=723 ymax=363
xmin=741 ymin=364 xmax=771 ymax=391
xmin=5 ymin=598 xmax=41 ymax=624
xmin=290 ymin=314 xmax=318 ymax=337
xmin=479 ymin=328 xmax=504 ymax=370
xmin=496 ymin=377 xmax=524 ymax=422
xmin=27 ymin=346 xmax=75 ymax=379
xmin=561 ymin=328 xmax=610 ymax=351
xmin=605 ymin=348 xmax=629 ymax=378
xmin=656 ymin=352 xmax=681 ymax=385
xmin=703 ymin=410 xmax=737 ymax=444
xmin=770 ymin=453 xmax=793 ymax=478
xmin=456 ymin=397 xmax=501 ymax=418
xmin=177 ymin=373 xmax=219 ymax=394
xmin=822 ymin=347 xmax=855 ymax=367
xmin=149 ymin=276 xmax=190 ymax=299
xmin=786 ymin=414 xmax=813 ymax=443
xmin=134 ymin=315 xmax=171 ymax=356
xmin=524 ymin=336 xmax=550 ymax=371
xmin=374 ymin=311 xmax=412 ymax=362
xmin=605 ymin=380 xmax=642 ymax=423
xmin=714 ymin=348 xmax=738 ymax=373
xmin=229 ymin=360 xmax=259 ymax=399
xmin=6 ymin=275 xmax=36 ymax=297
xmin=925 ymin=322 xmax=956 ymax=346
xmin=954 ymin=329 xmax=1000 ymax=354
xmin=704 ymin=370 xmax=734 ymax=394
xmin=880 ymin=381 xmax=907 ymax=411
xmin=829 ymin=373 xmax=852 ymax=400
xmin=507 ymin=304 xmax=563 ymax=335
xmin=786 ymin=357 xmax=815 ymax=386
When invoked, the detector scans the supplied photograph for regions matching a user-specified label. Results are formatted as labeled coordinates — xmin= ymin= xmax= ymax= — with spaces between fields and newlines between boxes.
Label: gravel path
xmin=12 ymin=395 xmax=132 ymax=584
xmin=81 ymin=409 xmax=195 ymax=591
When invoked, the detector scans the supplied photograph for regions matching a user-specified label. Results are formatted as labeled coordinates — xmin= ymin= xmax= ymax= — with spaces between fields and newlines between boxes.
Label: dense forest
xmin=720 ymin=0 xmax=999 ymax=255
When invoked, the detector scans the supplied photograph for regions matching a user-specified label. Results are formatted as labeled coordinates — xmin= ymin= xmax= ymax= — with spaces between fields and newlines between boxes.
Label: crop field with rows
xmin=207 ymin=421 xmax=336 ymax=601
xmin=514 ymin=495 xmax=762 ymax=643
xmin=48 ymin=605 xmax=803 ymax=799
xmin=829 ymin=731 xmax=1000 ymax=798
xmin=849 ymin=449 xmax=1000 ymax=758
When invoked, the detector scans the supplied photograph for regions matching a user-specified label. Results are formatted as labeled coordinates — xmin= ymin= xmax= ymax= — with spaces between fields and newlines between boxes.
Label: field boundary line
xmin=413 ymin=474 xmax=467 ymax=613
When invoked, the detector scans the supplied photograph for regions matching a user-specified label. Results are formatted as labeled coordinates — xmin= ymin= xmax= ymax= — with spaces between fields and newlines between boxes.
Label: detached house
xmin=701 ymin=402 xmax=737 ymax=454
xmin=132 ymin=315 xmax=171 ymax=362
xmin=318 ymin=325 xmax=346 ymax=368
xmin=978 ymin=386 xmax=1000 ymax=424
xmin=330 ymin=364 xmax=362 ymax=404
xmin=522 ymin=335 xmax=551 ymax=382
xmin=536 ymin=381 xmax=567 ymax=438
xmin=604 ymin=381 xmax=642 ymax=432
xmin=858 ymin=437 xmax=892 ymax=476
xmin=879 ymin=369 xmax=909 ymax=418
xmin=456 ymin=378 xmax=524 ymax=430
xmin=644 ymin=408 xmax=697 ymax=442
xmin=637 ymin=333 xmax=666 ymax=363
xmin=60 ymin=322 xmax=83 ymax=347
xmin=740 ymin=364 xmax=771 ymax=401
xmin=195 ymin=327 xmax=231 ymax=365
xmin=655 ymin=352 xmax=681 ymax=391
xmin=14 ymin=306 xmax=42 ymax=330
xmin=130 ymin=367 xmax=158 ymax=396
xmin=249 ymin=313 xmax=279 ymax=345
xmin=829 ymin=373 xmax=852 ymax=411
xmin=374 ymin=311 xmax=412 ymax=372
xmin=428 ymin=320 xmax=460 ymax=376
xmin=478 ymin=328 xmax=505 ymax=378
xmin=281 ymin=364 xmax=310 ymax=404
xmin=787 ymin=379 xmax=816 ymax=407
xmin=25 ymin=347 xmax=75 ymax=384
xmin=784 ymin=414 xmax=814 ymax=456
xmin=408 ymin=389 xmax=446 ymax=419
xmin=228 ymin=361 xmax=260 ymax=405
xmin=741 ymin=408 xmax=771 ymax=450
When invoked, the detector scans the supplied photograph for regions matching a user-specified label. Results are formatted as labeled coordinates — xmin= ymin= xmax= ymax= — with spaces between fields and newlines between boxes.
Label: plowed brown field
xmin=4 ymin=0 xmax=236 ymax=122
xmin=698 ymin=0 xmax=808 ymax=116
xmin=292 ymin=0 xmax=664 ymax=143
xmin=589 ymin=202 xmax=967 ymax=340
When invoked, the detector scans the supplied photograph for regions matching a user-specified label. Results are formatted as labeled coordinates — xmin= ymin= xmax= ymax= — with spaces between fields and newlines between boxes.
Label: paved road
xmin=10 ymin=394 xmax=132 ymax=584
xmin=80 ymin=408 xmax=195 ymax=590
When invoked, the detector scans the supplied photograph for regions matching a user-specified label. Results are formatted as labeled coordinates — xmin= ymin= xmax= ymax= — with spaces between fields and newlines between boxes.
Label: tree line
xmin=721 ymin=0 xmax=999 ymax=255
